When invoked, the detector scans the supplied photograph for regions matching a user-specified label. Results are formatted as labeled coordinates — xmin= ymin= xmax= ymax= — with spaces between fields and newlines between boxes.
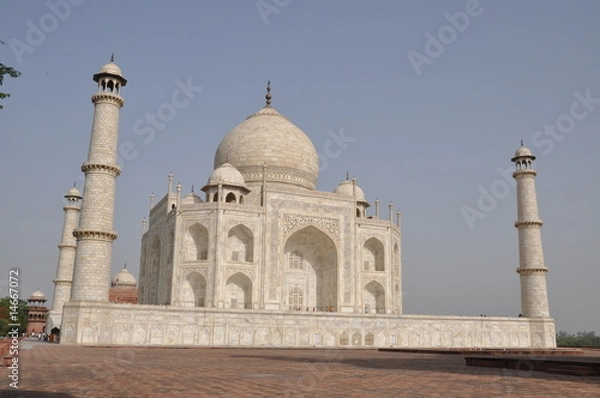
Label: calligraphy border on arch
xmin=282 ymin=213 xmax=340 ymax=243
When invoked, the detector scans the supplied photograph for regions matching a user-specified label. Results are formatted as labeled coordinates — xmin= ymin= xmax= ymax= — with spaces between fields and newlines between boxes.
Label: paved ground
xmin=1 ymin=340 xmax=599 ymax=397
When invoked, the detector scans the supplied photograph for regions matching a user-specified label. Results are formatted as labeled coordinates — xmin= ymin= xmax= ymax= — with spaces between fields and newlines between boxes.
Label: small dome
xmin=65 ymin=186 xmax=81 ymax=198
xmin=98 ymin=62 xmax=123 ymax=78
xmin=30 ymin=290 xmax=46 ymax=300
xmin=334 ymin=179 xmax=368 ymax=203
xmin=207 ymin=163 xmax=246 ymax=187
xmin=514 ymin=145 xmax=532 ymax=157
xmin=512 ymin=145 xmax=535 ymax=161
xmin=181 ymin=191 xmax=203 ymax=205
xmin=112 ymin=268 xmax=137 ymax=287
xmin=93 ymin=59 xmax=127 ymax=85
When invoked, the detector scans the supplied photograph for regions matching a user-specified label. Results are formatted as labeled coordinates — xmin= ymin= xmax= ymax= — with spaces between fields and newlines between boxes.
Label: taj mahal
xmin=47 ymin=59 xmax=556 ymax=348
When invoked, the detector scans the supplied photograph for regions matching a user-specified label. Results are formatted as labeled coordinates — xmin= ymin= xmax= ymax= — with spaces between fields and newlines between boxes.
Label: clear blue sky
xmin=1 ymin=0 xmax=599 ymax=334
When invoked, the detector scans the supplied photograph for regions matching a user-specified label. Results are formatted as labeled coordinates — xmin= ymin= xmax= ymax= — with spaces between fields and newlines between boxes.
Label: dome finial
xmin=520 ymin=138 xmax=524 ymax=146
xmin=124 ymin=262 xmax=127 ymax=269
xmin=265 ymin=80 xmax=272 ymax=107
xmin=110 ymin=53 xmax=114 ymax=62
xmin=191 ymin=184 xmax=195 ymax=193
xmin=346 ymin=171 xmax=349 ymax=180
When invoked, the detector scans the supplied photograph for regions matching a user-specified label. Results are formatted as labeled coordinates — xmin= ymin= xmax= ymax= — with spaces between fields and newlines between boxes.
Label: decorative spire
xmin=265 ymin=80 xmax=272 ymax=107
xmin=346 ymin=171 xmax=349 ymax=180
xmin=520 ymin=139 xmax=524 ymax=146
xmin=124 ymin=262 xmax=127 ymax=269
xmin=191 ymin=184 xmax=194 ymax=193
xmin=110 ymin=53 xmax=114 ymax=63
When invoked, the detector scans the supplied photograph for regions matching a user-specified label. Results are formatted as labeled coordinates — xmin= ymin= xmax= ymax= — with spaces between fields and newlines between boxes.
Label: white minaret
xmin=47 ymin=185 xmax=82 ymax=330
xmin=512 ymin=143 xmax=550 ymax=318
xmin=70 ymin=56 xmax=127 ymax=302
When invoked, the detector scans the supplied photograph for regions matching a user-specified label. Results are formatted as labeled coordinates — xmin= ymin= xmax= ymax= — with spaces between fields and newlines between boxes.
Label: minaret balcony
xmin=516 ymin=267 xmax=548 ymax=275
xmin=514 ymin=220 xmax=544 ymax=228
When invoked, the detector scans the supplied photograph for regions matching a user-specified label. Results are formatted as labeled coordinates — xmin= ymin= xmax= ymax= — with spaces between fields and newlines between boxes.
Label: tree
xmin=0 ymin=297 xmax=29 ymax=336
xmin=0 ymin=40 xmax=22 ymax=109
xmin=556 ymin=331 xmax=600 ymax=347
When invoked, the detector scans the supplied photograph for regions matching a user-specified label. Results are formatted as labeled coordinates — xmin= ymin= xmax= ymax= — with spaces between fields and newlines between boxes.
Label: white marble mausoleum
xmin=54 ymin=59 xmax=556 ymax=348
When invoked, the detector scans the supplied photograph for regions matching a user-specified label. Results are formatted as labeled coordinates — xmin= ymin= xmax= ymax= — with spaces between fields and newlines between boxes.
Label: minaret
xmin=512 ymin=143 xmax=550 ymax=318
xmin=47 ymin=185 xmax=82 ymax=330
xmin=70 ymin=57 xmax=127 ymax=302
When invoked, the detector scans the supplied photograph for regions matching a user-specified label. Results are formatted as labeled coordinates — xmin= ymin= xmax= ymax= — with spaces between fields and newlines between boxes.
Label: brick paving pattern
xmin=1 ymin=340 xmax=599 ymax=397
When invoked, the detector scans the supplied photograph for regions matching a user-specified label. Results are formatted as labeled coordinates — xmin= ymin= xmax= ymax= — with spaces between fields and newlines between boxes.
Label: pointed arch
xmin=227 ymin=224 xmax=253 ymax=262
xmin=149 ymin=236 xmax=161 ymax=303
xmin=183 ymin=271 xmax=206 ymax=307
xmin=225 ymin=192 xmax=237 ymax=203
xmin=364 ymin=237 xmax=385 ymax=271
xmin=225 ymin=272 xmax=252 ymax=309
xmin=284 ymin=226 xmax=337 ymax=311
xmin=288 ymin=250 xmax=304 ymax=269
xmin=185 ymin=223 xmax=208 ymax=261
xmin=365 ymin=281 xmax=385 ymax=314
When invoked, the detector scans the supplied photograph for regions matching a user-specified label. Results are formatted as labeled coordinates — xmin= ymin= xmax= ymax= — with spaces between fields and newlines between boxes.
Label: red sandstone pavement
xmin=1 ymin=340 xmax=599 ymax=397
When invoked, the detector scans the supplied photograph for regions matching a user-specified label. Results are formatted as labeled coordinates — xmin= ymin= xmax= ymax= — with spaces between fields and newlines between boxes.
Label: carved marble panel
xmin=282 ymin=214 xmax=340 ymax=243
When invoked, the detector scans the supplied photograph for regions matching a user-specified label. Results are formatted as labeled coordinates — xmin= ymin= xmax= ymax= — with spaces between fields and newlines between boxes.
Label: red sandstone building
xmin=26 ymin=290 xmax=48 ymax=335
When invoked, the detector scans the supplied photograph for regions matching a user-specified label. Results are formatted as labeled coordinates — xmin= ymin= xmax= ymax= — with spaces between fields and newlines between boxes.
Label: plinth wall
xmin=61 ymin=301 xmax=556 ymax=348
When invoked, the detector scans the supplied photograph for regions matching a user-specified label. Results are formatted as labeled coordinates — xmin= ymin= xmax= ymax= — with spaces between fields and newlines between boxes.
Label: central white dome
xmin=214 ymin=106 xmax=319 ymax=190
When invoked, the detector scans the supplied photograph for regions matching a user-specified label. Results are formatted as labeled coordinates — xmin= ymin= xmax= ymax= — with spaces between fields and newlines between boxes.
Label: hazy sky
xmin=1 ymin=0 xmax=598 ymax=334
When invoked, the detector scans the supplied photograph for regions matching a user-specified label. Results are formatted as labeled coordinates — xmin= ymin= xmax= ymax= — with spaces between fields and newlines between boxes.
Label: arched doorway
xmin=149 ymin=236 xmax=161 ymax=304
xmin=225 ymin=272 xmax=252 ymax=309
xmin=227 ymin=224 xmax=254 ymax=262
xmin=185 ymin=224 xmax=209 ymax=261
xmin=284 ymin=226 xmax=337 ymax=311
xmin=364 ymin=238 xmax=385 ymax=271
xmin=183 ymin=272 xmax=206 ymax=307
xmin=364 ymin=281 xmax=385 ymax=314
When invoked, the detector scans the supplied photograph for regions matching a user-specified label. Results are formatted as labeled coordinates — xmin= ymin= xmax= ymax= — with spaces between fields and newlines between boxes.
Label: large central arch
xmin=284 ymin=226 xmax=337 ymax=311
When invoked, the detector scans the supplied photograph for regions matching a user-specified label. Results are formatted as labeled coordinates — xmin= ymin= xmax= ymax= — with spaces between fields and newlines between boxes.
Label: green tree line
xmin=556 ymin=331 xmax=600 ymax=347
xmin=0 ymin=297 xmax=29 ymax=336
